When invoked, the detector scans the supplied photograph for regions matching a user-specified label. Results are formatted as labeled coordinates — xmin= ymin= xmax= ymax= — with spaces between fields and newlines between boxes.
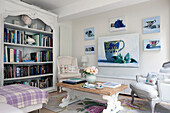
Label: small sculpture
xmin=26 ymin=36 xmax=35 ymax=44
xmin=21 ymin=15 xmax=32 ymax=28
xmin=23 ymin=54 xmax=31 ymax=61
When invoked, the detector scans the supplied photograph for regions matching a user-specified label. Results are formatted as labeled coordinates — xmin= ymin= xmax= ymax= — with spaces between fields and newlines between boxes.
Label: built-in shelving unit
xmin=1 ymin=12 xmax=58 ymax=92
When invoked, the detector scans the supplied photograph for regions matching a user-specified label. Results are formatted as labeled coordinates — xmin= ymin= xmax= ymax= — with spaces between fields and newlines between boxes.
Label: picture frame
xmin=84 ymin=27 xmax=95 ymax=40
xmin=144 ymin=39 xmax=161 ymax=51
xmin=98 ymin=33 xmax=139 ymax=67
xmin=85 ymin=45 xmax=95 ymax=54
xmin=109 ymin=16 xmax=127 ymax=31
xmin=143 ymin=16 xmax=160 ymax=34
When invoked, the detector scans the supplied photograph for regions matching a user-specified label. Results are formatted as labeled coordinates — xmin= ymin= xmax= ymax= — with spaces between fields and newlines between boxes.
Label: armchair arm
xmin=136 ymin=75 xmax=147 ymax=83
xmin=157 ymin=79 xmax=170 ymax=102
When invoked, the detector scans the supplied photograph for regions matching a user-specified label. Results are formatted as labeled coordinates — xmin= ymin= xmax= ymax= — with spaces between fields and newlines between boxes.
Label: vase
xmin=85 ymin=74 xmax=96 ymax=84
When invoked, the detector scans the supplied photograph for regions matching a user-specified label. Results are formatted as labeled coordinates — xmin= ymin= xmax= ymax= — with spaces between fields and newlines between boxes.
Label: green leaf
xmin=124 ymin=53 xmax=130 ymax=63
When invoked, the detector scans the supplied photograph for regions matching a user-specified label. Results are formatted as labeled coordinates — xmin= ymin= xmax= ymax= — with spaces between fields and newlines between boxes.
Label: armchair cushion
xmin=130 ymin=82 xmax=158 ymax=100
xmin=59 ymin=73 xmax=81 ymax=79
xmin=146 ymin=72 xmax=158 ymax=85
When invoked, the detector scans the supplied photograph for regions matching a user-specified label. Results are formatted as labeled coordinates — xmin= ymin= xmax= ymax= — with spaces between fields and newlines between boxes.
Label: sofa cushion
xmin=130 ymin=82 xmax=158 ymax=100
xmin=0 ymin=103 xmax=24 ymax=113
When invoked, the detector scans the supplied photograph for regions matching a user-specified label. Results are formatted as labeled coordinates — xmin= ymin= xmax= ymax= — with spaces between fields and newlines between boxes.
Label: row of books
xmin=31 ymin=34 xmax=53 ymax=47
xmin=4 ymin=64 xmax=53 ymax=79
xmin=4 ymin=46 xmax=53 ymax=62
xmin=30 ymin=51 xmax=53 ymax=62
xmin=4 ymin=47 xmax=22 ymax=62
xmin=4 ymin=77 xmax=53 ymax=89
xmin=4 ymin=28 xmax=25 ymax=44
xmin=4 ymin=28 xmax=53 ymax=47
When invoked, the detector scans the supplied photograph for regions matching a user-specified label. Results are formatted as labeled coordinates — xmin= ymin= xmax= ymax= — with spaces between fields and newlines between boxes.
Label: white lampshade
xmin=81 ymin=56 xmax=88 ymax=63
xmin=81 ymin=56 xmax=88 ymax=67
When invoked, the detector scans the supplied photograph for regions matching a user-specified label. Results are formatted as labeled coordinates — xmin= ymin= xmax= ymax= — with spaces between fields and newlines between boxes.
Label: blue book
xmin=17 ymin=31 xmax=20 ymax=44
xmin=40 ymin=66 xmax=42 ymax=74
xmin=30 ymin=67 xmax=34 ymax=75
xmin=46 ymin=35 xmax=49 ymax=47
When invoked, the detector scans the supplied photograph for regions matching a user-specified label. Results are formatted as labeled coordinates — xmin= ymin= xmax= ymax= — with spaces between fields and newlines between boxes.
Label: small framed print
xmin=143 ymin=16 xmax=160 ymax=34
xmin=109 ymin=16 xmax=126 ymax=31
xmin=144 ymin=39 xmax=161 ymax=51
xmin=85 ymin=45 xmax=95 ymax=54
xmin=84 ymin=27 xmax=94 ymax=40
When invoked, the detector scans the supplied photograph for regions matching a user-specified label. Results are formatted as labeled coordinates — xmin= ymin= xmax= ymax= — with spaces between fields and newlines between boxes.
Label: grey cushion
xmin=130 ymin=82 xmax=158 ymax=100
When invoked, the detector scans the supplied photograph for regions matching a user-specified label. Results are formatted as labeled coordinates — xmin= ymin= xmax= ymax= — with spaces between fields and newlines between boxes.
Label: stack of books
xmin=103 ymin=82 xmax=121 ymax=88
xmin=62 ymin=78 xmax=86 ymax=85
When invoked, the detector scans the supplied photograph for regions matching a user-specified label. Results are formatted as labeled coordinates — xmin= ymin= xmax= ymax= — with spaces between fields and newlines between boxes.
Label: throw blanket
xmin=0 ymin=84 xmax=48 ymax=108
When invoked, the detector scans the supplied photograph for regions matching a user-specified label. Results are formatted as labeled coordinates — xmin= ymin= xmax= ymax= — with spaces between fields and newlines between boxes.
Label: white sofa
xmin=0 ymin=103 xmax=24 ymax=113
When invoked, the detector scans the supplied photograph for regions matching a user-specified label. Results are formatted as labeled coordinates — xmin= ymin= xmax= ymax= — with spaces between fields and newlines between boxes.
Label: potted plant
xmin=84 ymin=66 xmax=98 ymax=83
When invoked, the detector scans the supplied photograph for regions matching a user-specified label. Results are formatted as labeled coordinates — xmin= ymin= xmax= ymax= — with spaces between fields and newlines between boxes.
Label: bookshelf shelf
xmin=4 ymin=61 xmax=53 ymax=65
xmin=4 ymin=42 xmax=53 ymax=49
xmin=4 ymin=22 xmax=53 ymax=35
xmin=4 ymin=73 xmax=53 ymax=81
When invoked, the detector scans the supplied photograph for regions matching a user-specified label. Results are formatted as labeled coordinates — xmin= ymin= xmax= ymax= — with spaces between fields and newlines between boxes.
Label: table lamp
xmin=81 ymin=56 xmax=88 ymax=68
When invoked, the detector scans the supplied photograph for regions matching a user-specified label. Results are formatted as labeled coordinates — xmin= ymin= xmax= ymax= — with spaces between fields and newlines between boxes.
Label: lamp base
xmin=82 ymin=63 xmax=86 ymax=68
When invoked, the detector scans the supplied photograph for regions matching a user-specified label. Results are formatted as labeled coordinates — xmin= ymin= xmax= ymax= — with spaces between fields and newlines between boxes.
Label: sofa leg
xmin=150 ymin=100 xmax=156 ymax=113
xmin=38 ymin=109 xmax=41 ymax=113
xmin=131 ymin=91 xmax=135 ymax=104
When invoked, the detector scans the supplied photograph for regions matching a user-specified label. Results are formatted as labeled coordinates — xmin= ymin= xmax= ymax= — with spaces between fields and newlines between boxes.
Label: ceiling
xmin=21 ymin=0 xmax=152 ymax=21
xmin=21 ymin=0 xmax=79 ymax=10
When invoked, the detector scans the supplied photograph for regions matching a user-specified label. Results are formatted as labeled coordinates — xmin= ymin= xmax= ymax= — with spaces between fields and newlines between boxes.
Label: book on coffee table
xmin=103 ymin=82 xmax=121 ymax=88
xmin=62 ymin=78 xmax=86 ymax=85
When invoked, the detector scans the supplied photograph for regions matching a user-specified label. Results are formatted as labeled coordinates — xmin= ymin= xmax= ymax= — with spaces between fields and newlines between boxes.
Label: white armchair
xmin=57 ymin=56 xmax=81 ymax=82
xmin=130 ymin=71 xmax=170 ymax=113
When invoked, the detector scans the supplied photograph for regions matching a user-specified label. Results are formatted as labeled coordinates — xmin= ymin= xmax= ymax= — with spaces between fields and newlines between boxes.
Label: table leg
xmin=102 ymin=93 xmax=122 ymax=113
xmin=59 ymin=88 xmax=79 ymax=108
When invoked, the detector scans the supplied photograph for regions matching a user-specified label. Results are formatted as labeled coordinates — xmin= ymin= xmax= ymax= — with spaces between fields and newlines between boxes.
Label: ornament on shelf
xmin=23 ymin=54 xmax=31 ymax=61
xmin=21 ymin=15 xmax=32 ymax=28
xmin=45 ymin=25 xmax=52 ymax=32
xmin=26 ymin=36 xmax=35 ymax=44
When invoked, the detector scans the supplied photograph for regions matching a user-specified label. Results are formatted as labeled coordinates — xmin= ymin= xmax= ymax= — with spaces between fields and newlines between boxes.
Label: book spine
xmin=10 ymin=49 xmax=14 ymax=62
xmin=5 ymin=46 xmax=8 ymax=62
xmin=17 ymin=50 xmax=20 ymax=62
xmin=39 ymin=34 xmax=41 ymax=46
xmin=17 ymin=31 xmax=20 ymax=44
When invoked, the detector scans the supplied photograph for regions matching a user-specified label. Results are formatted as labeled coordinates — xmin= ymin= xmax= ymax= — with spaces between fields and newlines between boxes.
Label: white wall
xmin=72 ymin=0 xmax=170 ymax=78
xmin=59 ymin=21 xmax=72 ymax=56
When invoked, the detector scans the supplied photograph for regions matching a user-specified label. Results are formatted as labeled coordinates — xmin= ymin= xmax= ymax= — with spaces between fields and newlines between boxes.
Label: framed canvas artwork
xmin=85 ymin=45 xmax=95 ymax=54
xmin=98 ymin=33 xmax=139 ymax=67
xmin=109 ymin=16 xmax=126 ymax=31
xmin=143 ymin=16 xmax=160 ymax=34
xmin=144 ymin=39 xmax=161 ymax=51
xmin=84 ymin=27 xmax=95 ymax=40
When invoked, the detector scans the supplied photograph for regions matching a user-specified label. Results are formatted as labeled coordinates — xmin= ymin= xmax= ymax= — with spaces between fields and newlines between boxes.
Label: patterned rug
xmin=44 ymin=93 xmax=170 ymax=113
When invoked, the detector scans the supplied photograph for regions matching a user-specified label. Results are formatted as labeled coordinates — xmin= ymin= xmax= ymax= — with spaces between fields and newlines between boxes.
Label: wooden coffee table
xmin=56 ymin=82 xmax=128 ymax=113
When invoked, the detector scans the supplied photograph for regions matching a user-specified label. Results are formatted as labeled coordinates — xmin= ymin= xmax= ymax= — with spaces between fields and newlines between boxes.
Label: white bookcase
xmin=0 ymin=0 xmax=59 ymax=92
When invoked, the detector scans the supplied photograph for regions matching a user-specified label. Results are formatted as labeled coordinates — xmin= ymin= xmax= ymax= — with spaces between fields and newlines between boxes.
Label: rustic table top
xmin=56 ymin=82 xmax=128 ymax=96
